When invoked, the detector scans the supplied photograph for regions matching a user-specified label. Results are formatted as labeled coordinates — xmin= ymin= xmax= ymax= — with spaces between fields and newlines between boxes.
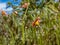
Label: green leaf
xmin=48 ymin=4 xmax=58 ymax=13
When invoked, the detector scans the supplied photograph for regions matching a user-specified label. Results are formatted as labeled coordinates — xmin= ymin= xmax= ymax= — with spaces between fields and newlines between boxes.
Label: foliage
xmin=0 ymin=0 xmax=60 ymax=45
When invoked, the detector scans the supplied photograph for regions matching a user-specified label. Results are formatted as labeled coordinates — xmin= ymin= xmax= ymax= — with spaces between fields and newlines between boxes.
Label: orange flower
xmin=32 ymin=17 xmax=40 ymax=26
xmin=21 ymin=2 xmax=30 ymax=8
xmin=1 ymin=10 xmax=7 ymax=16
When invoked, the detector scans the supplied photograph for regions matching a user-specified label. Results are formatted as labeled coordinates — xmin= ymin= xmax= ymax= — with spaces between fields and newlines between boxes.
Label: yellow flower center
xmin=35 ymin=21 xmax=39 ymax=26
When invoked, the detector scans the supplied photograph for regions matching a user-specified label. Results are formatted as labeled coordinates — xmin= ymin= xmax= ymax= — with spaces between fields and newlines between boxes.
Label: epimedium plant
xmin=0 ymin=0 xmax=60 ymax=45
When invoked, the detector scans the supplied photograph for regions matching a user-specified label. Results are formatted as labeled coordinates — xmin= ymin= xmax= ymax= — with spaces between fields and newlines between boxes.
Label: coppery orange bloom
xmin=1 ymin=10 xmax=7 ymax=16
xmin=32 ymin=17 xmax=40 ymax=26
xmin=21 ymin=2 xmax=30 ymax=8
